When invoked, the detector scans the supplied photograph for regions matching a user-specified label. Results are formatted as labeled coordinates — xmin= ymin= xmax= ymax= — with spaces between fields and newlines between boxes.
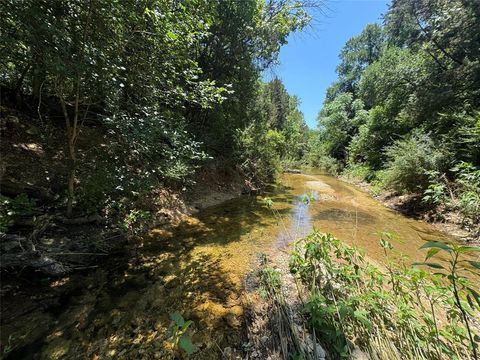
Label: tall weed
xmin=289 ymin=231 xmax=480 ymax=360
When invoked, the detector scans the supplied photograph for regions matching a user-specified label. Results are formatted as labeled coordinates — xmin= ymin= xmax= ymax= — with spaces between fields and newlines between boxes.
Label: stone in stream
xmin=285 ymin=168 xmax=302 ymax=174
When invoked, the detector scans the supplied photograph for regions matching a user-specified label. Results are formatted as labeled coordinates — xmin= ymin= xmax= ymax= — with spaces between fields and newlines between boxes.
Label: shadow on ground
xmin=1 ymin=186 xmax=296 ymax=359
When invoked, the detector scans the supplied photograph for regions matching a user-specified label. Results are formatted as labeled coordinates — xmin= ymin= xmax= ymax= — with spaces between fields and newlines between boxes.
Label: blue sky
xmin=265 ymin=0 xmax=390 ymax=128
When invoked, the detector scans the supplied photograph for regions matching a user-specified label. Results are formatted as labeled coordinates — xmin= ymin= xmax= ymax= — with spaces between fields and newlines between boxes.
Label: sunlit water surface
xmin=1 ymin=172 xmax=465 ymax=359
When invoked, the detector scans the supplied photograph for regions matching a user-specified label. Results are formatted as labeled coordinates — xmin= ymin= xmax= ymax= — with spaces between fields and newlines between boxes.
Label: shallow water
xmin=1 ymin=172 xmax=466 ymax=359
xmin=281 ymin=172 xmax=454 ymax=265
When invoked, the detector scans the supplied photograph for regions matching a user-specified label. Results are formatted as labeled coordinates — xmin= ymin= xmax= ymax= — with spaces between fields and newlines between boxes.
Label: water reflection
xmin=313 ymin=208 xmax=375 ymax=225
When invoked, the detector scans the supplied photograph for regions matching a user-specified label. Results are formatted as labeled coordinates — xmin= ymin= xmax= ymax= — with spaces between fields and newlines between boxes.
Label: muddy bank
xmin=0 ymin=105 xmax=247 ymax=276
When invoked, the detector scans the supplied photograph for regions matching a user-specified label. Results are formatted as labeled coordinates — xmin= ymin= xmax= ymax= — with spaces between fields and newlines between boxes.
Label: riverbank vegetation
xmin=289 ymin=231 xmax=480 ymax=360
xmin=1 ymin=0 xmax=311 ymax=273
xmin=255 ymin=199 xmax=480 ymax=360
xmin=251 ymin=166 xmax=480 ymax=360
xmin=306 ymin=0 xmax=480 ymax=239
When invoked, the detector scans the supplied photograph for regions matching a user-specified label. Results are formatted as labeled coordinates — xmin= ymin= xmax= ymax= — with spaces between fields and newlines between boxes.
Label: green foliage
xmin=458 ymin=191 xmax=480 ymax=223
xmin=423 ymin=182 xmax=448 ymax=207
xmin=257 ymin=264 xmax=282 ymax=299
xmin=382 ymin=132 xmax=448 ymax=193
xmin=414 ymin=241 xmax=480 ymax=360
xmin=316 ymin=156 xmax=343 ymax=176
xmin=2 ymin=335 xmax=15 ymax=356
xmin=289 ymin=231 xmax=480 ymax=360
xmin=283 ymin=96 xmax=309 ymax=162
xmin=168 ymin=312 xmax=195 ymax=355
xmin=342 ymin=163 xmax=372 ymax=182
xmin=336 ymin=23 xmax=385 ymax=94
xmin=452 ymin=162 xmax=480 ymax=224
xmin=300 ymin=191 xmax=316 ymax=205
xmin=122 ymin=209 xmax=151 ymax=238
xmin=0 ymin=0 xmax=314 ymax=218
xmin=76 ymin=166 xmax=116 ymax=215
xmin=348 ymin=105 xmax=407 ymax=168
xmin=309 ymin=1 xmax=480 ymax=235
xmin=106 ymin=112 xmax=210 ymax=184
xmin=238 ymin=122 xmax=283 ymax=187
xmin=238 ymin=78 xmax=308 ymax=187
xmin=0 ymin=194 xmax=36 ymax=233
xmin=315 ymin=93 xmax=368 ymax=163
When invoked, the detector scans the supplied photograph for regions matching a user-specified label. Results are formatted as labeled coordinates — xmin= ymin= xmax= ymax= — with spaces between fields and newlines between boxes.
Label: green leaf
xmin=179 ymin=333 xmax=195 ymax=355
xmin=353 ymin=310 xmax=372 ymax=329
xmin=419 ymin=241 xmax=452 ymax=252
xmin=425 ymin=247 xmax=441 ymax=261
xmin=166 ymin=31 xmax=178 ymax=40
xmin=457 ymin=245 xmax=480 ymax=253
xmin=413 ymin=262 xmax=445 ymax=270
xmin=467 ymin=287 xmax=480 ymax=307
xmin=467 ymin=261 xmax=480 ymax=270
xmin=170 ymin=311 xmax=184 ymax=327
xmin=262 ymin=197 xmax=274 ymax=208
xmin=182 ymin=320 xmax=193 ymax=331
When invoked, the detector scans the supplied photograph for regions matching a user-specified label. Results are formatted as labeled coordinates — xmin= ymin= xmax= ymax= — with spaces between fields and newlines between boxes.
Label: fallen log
xmin=58 ymin=214 xmax=104 ymax=225
xmin=0 ymin=177 xmax=53 ymax=201
xmin=0 ymin=234 xmax=67 ymax=276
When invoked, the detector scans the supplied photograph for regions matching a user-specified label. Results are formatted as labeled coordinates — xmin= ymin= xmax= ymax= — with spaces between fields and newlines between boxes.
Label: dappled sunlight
xmin=12 ymin=142 xmax=45 ymax=156
xmin=3 ymin=185 xmax=296 ymax=359
xmin=2 ymin=173 xmax=469 ymax=359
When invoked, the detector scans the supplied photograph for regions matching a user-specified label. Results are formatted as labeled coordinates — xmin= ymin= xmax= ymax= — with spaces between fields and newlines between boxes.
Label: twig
xmin=46 ymin=252 xmax=108 ymax=256
xmin=71 ymin=265 xmax=99 ymax=270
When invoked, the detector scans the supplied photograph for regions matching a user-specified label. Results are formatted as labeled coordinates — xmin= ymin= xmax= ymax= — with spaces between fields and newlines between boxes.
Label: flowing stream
xmin=1 ymin=172 xmax=462 ymax=359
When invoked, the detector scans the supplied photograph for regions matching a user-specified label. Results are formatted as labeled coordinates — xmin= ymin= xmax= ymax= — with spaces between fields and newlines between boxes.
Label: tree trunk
xmin=59 ymin=0 xmax=93 ymax=218
xmin=66 ymin=160 xmax=76 ymax=218
xmin=60 ymin=96 xmax=77 ymax=218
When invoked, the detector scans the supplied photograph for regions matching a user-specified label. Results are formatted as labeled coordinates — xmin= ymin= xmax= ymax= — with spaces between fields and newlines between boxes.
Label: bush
xmin=342 ymin=163 xmax=372 ymax=182
xmin=237 ymin=123 xmax=284 ymax=187
xmin=452 ymin=162 xmax=480 ymax=224
xmin=316 ymin=156 xmax=343 ymax=175
xmin=348 ymin=105 xmax=405 ymax=168
xmin=369 ymin=170 xmax=388 ymax=196
xmin=382 ymin=132 xmax=448 ymax=193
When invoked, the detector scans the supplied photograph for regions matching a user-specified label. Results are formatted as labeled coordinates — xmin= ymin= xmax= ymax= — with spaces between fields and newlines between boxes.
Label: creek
xmin=1 ymin=172 xmax=459 ymax=359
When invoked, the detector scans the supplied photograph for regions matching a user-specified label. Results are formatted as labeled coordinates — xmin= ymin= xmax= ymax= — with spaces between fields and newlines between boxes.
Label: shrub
xmin=423 ymin=182 xmax=448 ymax=207
xmin=366 ymin=170 xmax=388 ymax=196
xmin=452 ymin=162 xmax=480 ymax=224
xmin=237 ymin=123 xmax=284 ymax=187
xmin=342 ymin=163 xmax=372 ymax=182
xmin=459 ymin=191 xmax=480 ymax=223
xmin=314 ymin=156 xmax=343 ymax=175
xmin=289 ymin=231 xmax=480 ymax=360
xmin=0 ymin=194 xmax=36 ymax=232
xmin=382 ymin=132 xmax=448 ymax=193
